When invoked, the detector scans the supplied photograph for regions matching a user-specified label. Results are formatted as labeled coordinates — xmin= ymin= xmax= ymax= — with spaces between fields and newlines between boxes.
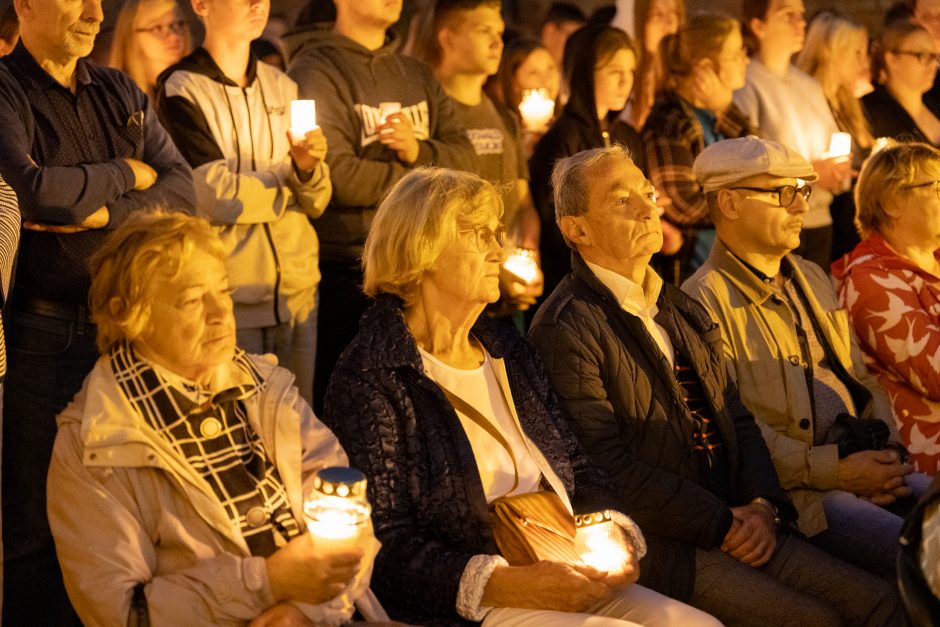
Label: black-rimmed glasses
xmin=890 ymin=50 xmax=940 ymax=66
xmin=728 ymin=184 xmax=813 ymax=208
xmin=461 ymin=225 xmax=507 ymax=251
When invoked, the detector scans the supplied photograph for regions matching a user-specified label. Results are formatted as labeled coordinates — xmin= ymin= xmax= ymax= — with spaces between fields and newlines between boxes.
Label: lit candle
xmin=574 ymin=511 xmax=628 ymax=575
xmin=305 ymin=467 xmax=371 ymax=553
xmin=379 ymin=101 xmax=402 ymax=125
xmin=827 ymin=132 xmax=852 ymax=159
xmin=503 ymin=248 xmax=539 ymax=284
xmin=518 ymin=88 xmax=555 ymax=132
xmin=290 ymin=99 xmax=317 ymax=138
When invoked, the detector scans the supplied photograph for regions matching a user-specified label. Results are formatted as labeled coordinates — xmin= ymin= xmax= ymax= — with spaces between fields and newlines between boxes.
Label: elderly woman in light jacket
xmin=46 ymin=211 xmax=385 ymax=626
xmin=323 ymin=167 xmax=719 ymax=626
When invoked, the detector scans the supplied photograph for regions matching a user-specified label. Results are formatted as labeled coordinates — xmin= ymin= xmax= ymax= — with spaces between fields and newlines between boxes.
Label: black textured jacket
xmin=323 ymin=294 xmax=623 ymax=626
xmin=528 ymin=253 xmax=795 ymax=601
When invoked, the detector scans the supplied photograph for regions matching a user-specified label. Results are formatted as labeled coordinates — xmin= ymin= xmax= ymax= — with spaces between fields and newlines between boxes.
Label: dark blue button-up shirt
xmin=0 ymin=42 xmax=195 ymax=304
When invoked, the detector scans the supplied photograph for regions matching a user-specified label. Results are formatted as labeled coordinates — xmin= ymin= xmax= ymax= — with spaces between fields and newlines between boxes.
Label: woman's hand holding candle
xmin=575 ymin=519 xmax=639 ymax=588
xmin=265 ymin=533 xmax=363 ymax=605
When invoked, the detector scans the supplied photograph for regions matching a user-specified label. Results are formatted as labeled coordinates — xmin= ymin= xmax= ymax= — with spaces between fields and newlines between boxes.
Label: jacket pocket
xmin=734 ymin=358 xmax=789 ymax=428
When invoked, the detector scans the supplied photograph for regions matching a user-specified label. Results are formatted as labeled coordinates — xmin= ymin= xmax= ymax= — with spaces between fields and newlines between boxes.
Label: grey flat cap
xmin=693 ymin=136 xmax=818 ymax=193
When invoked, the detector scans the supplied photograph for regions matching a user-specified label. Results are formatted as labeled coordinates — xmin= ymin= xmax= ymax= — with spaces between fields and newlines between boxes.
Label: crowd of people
xmin=0 ymin=0 xmax=938 ymax=625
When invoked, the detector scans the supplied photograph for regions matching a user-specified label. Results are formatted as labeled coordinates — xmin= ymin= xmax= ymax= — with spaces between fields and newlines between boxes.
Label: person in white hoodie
xmin=157 ymin=0 xmax=331 ymax=405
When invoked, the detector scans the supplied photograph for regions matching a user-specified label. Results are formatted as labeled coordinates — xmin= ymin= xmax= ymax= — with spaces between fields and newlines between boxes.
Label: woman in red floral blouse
xmin=833 ymin=142 xmax=940 ymax=474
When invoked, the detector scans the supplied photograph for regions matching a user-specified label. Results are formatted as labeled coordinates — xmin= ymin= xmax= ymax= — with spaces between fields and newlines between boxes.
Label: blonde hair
xmin=854 ymin=141 xmax=940 ymax=237
xmin=630 ymin=0 xmax=686 ymax=128
xmin=662 ymin=13 xmax=739 ymax=89
xmin=109 ymin=0 xmax=192 ymax=98
xmin=362 ymin=168 xmax=503 ymax=306
xmin=88 ymin=209 xmax=226 ymax=353
xmin=796 ymin=12 xmax=873 ymax=150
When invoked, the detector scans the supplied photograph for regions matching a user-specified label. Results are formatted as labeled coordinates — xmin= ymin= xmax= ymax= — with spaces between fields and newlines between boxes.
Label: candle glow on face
xmin=291 ymin=100 xmax=318 ymax=138
xmin=518 ymin=88 xmax=555 ymax=132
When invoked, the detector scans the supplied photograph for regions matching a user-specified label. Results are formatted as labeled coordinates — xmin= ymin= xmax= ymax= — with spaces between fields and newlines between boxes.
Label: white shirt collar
xmin=585 ymin=261 xmax=663 ymax=319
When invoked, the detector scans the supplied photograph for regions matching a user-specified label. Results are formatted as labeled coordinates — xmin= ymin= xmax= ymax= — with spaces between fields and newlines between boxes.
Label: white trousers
xmin=482 ymin=583 xmax=721 ymax=627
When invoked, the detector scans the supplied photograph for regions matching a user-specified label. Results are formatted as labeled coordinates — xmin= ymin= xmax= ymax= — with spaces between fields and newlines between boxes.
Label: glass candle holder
xmin=574 ymin=511 xmax=628 ymax=575
xmin=304 ymin=467 xmax=371 ymax=553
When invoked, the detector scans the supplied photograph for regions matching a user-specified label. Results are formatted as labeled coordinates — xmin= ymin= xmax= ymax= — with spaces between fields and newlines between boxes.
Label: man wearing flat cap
xmin=529 ymin=144 xmax=902 ymax=625
xmin=682 ymin=136 xmax=931 ymax=582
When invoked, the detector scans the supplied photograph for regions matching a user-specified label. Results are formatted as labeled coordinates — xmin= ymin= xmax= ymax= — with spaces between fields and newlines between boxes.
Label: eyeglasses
xmin=902 ymin=179 xmax=940 ymax=200
xmin=461 ymin=225 xmax=507 ymax=251
xmin=135 ymin=20 xmax=187 ymax=39
xmin=890 ymin=50 xmax=940 ymax=66
xmin=729 ymin=184 xmax=813 ymax=207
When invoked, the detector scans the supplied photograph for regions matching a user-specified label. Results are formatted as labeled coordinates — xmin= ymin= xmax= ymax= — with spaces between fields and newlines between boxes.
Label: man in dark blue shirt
xmin=0 ymin=0 xmax=194 ymax=623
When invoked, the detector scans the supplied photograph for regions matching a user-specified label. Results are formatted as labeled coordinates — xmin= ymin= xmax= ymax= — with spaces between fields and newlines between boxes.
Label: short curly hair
xmin=362 ymin=167 xmax=503 ymax=307
xmin=87 ymin=209 xmax=226 ymax=353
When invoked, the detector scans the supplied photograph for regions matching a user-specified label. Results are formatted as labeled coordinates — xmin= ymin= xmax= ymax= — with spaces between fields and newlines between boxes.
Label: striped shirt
xmin=0 ymin=177 xmax=19 ymax=380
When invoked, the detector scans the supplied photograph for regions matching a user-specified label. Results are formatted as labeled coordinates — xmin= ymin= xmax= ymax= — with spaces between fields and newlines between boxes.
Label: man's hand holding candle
xmin=288 ymin=127 xmax=328 ymax=182
xmin=379 ymin=112 xmax=420 ymax=165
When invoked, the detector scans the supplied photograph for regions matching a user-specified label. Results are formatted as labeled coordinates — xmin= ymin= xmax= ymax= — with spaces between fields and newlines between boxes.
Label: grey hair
xmin=551 ymin=145 xmax=637 ymax=247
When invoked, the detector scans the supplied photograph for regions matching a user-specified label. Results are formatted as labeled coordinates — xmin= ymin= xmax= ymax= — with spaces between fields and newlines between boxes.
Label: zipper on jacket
xmin=263 ymin=222 xmax=283 ymax=325
xmin=243 ymin=88 xmax=257 ymax=172
xmin=222 ymin=86 xmax=242 ymax=198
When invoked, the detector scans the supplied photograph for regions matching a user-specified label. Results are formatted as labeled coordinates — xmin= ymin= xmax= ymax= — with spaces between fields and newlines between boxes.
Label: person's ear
xmin=190 ymin=0 xmax=209 ymax=20
xmin=559 ymin=214 xmax=591 ymax=247
xmin=880 ymin=197 xmax=903 ymax=219
xmin=716 ymin=189 xmax=741 ymax=221
xmin=13 ymin=0 xmax=32 ymax=22
xmin=748 ymin=17 xmax=766 ymax=42
xmin=697 ymin=57 xmax=716 ymax=73
xmin=437 ymin=27 xmax=453 ymax=57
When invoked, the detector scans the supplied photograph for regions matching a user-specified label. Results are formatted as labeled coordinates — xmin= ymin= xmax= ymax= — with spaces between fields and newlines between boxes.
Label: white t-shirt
xmin=420 ymin=348 xmax=546 ymax=504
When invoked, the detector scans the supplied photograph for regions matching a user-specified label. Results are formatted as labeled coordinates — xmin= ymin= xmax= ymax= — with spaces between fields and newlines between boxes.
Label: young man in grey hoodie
xmin=286 ymin=0 xmax=474 ymax=410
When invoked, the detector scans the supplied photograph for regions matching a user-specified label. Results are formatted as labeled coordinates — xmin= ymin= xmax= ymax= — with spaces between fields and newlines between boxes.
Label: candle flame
xmin=503 ymin=250 xmax=539 ymax=284
xmin=518 ymin=88 xmax=555 ymax=132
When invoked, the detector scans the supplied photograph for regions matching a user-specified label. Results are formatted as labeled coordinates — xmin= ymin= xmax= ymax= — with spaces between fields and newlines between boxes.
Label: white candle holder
xmin=379 ymin=101 xmax=402 ymax=125
xmin=826 ymin=132 xmax=852 ymax=160
xmin=290 ymin=99 xmax=318 ymax=138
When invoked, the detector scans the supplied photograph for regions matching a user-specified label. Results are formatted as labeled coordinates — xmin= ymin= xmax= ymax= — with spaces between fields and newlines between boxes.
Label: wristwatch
xmin=751 ymin=497 xmax=781 ymax=528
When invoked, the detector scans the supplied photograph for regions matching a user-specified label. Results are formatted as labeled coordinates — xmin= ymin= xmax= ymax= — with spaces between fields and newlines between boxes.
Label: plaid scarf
xmin=110 ymin=342 xmax=301 ymax=557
